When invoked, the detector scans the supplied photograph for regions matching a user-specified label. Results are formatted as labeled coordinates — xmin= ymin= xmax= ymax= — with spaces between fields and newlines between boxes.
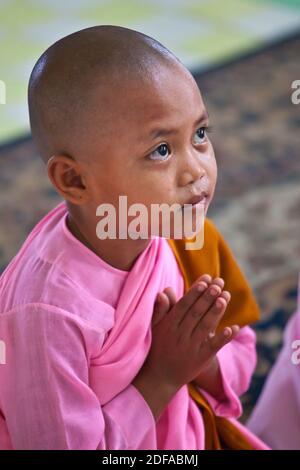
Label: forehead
xmin=138 ymin=68 xmax=203 ymax=126
xmin=112 ymin=64 xmax=206 ymax=137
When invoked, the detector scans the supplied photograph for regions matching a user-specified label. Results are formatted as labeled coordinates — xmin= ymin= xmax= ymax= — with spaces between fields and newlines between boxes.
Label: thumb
xmin=152 ymin=292 xmax=170 ymax=327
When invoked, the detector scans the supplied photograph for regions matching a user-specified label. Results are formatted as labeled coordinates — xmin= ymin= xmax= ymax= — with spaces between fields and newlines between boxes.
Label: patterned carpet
xmin=0 ymin=33 xmax=299 ymax=422
xmin=1 ymin=0 xmax=300 ymax=142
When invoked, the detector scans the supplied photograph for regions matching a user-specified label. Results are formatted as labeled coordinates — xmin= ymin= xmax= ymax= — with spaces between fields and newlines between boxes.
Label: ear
xmin=47 ymin=154 xmax=89 ymax=205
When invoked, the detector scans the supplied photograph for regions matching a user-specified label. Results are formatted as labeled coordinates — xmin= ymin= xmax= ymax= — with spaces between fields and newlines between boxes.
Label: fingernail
xmin=197 ymin=282 xmax=207 ymax=292
xmin=210 ymin=287 xmax=218 ymax=296
xmin=223 ymin=327 xmax=231 ymax=337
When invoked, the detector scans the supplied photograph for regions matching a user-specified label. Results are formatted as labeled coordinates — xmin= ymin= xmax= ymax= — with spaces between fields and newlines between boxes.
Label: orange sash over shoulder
xmin=167 ymin=218 xmax=260 ymax=450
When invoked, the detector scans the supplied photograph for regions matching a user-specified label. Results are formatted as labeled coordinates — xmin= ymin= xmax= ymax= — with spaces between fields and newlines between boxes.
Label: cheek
xmin=141 ymin=181 xmax=175 ymax=207
xmin=211 ymin=159 xmax=217 ymax=182
xmin=142 ymin=170 xmax=173 ymax=191
xmin=207 ymin=145 xmax=217 ymax=180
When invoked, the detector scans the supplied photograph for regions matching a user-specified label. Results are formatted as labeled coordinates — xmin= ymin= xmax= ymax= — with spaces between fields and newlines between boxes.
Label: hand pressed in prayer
xmin=151 ymin=274 xmax=240 ymax=394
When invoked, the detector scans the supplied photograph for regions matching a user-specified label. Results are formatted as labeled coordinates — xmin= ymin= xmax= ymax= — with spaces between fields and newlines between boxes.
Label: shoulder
xmin=0 ymin=301 xmax=108 ymax=360
xmin=0 ymin=264 xmax=115 ymax=341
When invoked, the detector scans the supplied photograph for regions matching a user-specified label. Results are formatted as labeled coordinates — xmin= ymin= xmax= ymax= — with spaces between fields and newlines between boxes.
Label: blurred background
xmin=0 ymin=0 xmax=300 ymax=421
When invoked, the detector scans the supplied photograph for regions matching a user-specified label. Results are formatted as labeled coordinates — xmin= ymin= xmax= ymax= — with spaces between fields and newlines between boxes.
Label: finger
xmin=211 ymin=277 xmax=225 ymax=290
xmin=191 ymin=274 xmax=212 ymax=287
xmin=218 ymin=290 xmax=231 ymax=303
xmin=204 ymin=291 xmax=231 ymax=337
xmin=178 ymin=285 xmax=229 ymax=340
xmin=183 ymin=283 xmax=224 ymax=326
xmin=199 ymin=326 xmax=235 ymax=363
xmin=162 ymin=287 xmax=177 ymax=310
xmin=152 ymin=292 xmax=170 ymax=327
xmin=192 ymin=293 xmax=230 ymax=341
xmin=230 ymin=324 xmax=240 ymax=339
xmin=194 ymin=276 xmax=225 ymax=291
xmin=171 ymin=281 xmax=208 ymax=325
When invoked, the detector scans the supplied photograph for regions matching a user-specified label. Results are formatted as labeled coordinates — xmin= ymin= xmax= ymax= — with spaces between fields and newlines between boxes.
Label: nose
xmin=178 ymin=149 xmax=205 ymax=187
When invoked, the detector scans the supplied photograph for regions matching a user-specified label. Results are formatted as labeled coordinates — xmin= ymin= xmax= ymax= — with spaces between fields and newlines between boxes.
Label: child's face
xmin=65 ymin=63 xmax=217 ymax=236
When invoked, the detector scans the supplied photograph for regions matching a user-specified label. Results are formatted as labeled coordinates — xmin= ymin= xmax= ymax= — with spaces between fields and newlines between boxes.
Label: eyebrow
xmin=146 ymin=110 xmax=209 ymax=141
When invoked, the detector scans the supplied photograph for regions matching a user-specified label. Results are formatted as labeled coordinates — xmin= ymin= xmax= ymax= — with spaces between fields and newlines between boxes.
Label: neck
xmin=66 ymin=210 xmax=152 ymax=272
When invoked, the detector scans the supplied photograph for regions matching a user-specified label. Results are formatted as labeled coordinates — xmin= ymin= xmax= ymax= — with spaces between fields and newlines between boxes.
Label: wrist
xmin=192 ymin=356 xmax=228 ymax=402
xmin=194 ymin=356 xmax=219 ymax=383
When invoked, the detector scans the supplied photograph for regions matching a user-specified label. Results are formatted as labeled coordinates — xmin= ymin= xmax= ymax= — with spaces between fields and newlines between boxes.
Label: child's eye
xmin=148 ymin=143 xmax=170 ymax=161
xmin=193 ymin=127 xmax=208 ymax=145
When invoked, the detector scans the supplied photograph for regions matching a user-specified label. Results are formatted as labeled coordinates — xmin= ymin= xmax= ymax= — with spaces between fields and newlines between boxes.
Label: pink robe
xmin=247 ymin=274 xmax=300 ymax=449
xmin=0 ymin=201 xmax=268 ymax=449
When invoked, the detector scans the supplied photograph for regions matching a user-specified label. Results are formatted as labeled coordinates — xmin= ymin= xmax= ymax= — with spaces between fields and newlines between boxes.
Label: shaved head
xmin=28 ymin=25 xmax=183 ymax=163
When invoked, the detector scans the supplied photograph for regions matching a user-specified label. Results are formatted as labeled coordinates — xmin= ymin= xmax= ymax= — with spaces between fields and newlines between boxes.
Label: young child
xmin=0 ymin=25 xmax=269 ymax=450
xmin=247 ymin=273 xmax=300 ymax=449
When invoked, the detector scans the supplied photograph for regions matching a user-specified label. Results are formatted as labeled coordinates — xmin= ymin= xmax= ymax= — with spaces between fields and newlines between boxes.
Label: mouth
xmin=182 ymin=191 xmax=208 ymax=207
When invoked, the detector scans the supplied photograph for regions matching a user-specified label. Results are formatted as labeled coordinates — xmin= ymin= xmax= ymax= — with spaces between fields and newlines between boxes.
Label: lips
xmin=184 ymin=191 xmax=208 ymax=206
